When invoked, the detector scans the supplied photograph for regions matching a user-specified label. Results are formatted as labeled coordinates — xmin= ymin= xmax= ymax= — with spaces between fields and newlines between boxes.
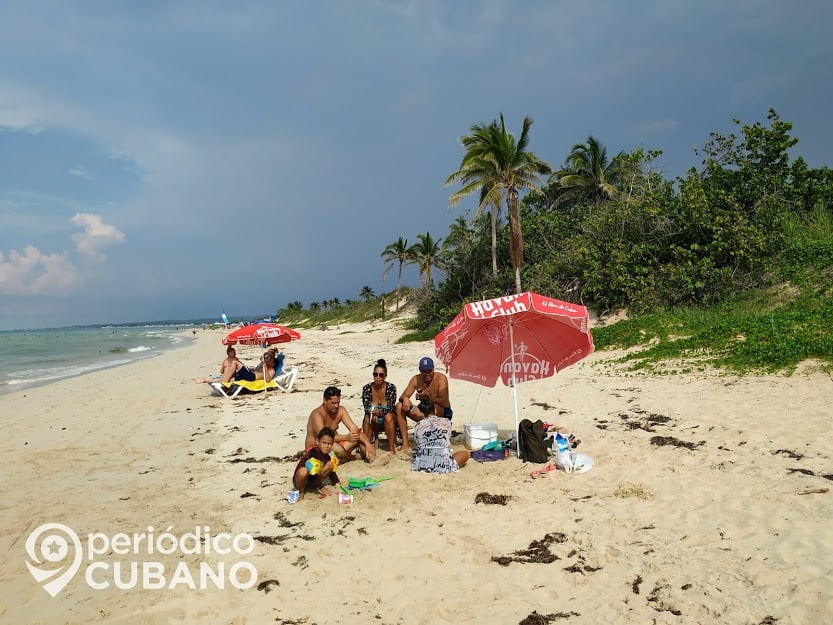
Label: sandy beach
xmin=1 ymin=319 xmax=831 ymax=625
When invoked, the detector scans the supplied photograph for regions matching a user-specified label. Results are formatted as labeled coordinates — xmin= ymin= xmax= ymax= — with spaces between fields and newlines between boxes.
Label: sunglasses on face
xmin=373 ymin=372 xmax=386 ymax=378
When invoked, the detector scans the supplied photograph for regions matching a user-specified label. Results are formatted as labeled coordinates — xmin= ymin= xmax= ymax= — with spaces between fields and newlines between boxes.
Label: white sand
xmin=1 ymin=320 xmax=831 ymax=624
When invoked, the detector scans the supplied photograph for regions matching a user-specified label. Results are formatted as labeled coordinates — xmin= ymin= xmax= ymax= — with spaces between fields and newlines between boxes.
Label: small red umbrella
xmin=222 ymin=323 xmax=301 ymax=346
xmin=434 ymin=292 xmax=594 ymax=450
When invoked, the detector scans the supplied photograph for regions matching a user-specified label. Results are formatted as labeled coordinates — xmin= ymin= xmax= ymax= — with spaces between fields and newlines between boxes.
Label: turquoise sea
xmin=0 ymin=320 xmax=217 ymax=396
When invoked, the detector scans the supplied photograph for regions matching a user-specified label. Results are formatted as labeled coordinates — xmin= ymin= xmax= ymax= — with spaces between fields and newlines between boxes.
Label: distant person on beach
xmin=361 ymin=358 xmax=399 ymax=453
xmin=411 ymin=400 xmax=468 ymax=473
xmin=396 ymin=357 xmax=453 ymax=435
xmin=194 ymin=346 xmax=256 ymax=384
xmin=292 ymin=427 xmax=342 ymax=500
xmin=305 ymin=386 xmax=376 ymax=462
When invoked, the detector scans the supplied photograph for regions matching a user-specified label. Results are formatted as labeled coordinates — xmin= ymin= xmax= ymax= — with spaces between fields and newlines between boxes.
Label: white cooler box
xmin=464 ymin=423 xmax=498 ymax=450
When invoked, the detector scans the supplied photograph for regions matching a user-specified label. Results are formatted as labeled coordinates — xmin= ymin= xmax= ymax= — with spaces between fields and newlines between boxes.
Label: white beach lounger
xmin=209 ymin=379 xmax=276 ymax=398
xmin=273 ymin=365 xmax=298 ymax=392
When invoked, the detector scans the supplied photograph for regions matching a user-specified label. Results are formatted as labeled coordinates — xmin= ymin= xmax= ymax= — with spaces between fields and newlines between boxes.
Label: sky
xmin=1 ymin=1 xmax=832 ymax=330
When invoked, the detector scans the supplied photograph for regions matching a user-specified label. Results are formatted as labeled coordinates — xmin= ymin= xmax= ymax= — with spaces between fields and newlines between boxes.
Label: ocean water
xmin=0 ymin=321 xmax=208 ymax=396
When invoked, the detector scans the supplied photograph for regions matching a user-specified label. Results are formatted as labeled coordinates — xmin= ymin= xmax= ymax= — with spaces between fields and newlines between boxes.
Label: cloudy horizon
xmin=2 ymin=1 xmax=831 ymax=330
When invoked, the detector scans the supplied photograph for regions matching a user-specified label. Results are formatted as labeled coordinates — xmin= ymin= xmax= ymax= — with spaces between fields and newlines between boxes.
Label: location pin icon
xmin=25 ymin=523 xmax=83 ymax=597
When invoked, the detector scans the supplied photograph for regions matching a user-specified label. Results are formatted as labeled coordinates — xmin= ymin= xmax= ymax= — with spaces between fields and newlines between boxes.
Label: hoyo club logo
xmin=25 ymin=522 xmax=258 ymax=597
xmin=500 ymin=342 xmax=552 ymax=385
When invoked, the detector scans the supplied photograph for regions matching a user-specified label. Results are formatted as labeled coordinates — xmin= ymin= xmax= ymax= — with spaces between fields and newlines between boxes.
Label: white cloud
xmin=68 ymin=166 xmax=92 ymax=179
xmin=0 ymin=213 xmax=125 ymax=297
xmin=0 ymin=245 xmax=79 ymax=295
xmin=70 ymin=212 xmax=126 ymax=259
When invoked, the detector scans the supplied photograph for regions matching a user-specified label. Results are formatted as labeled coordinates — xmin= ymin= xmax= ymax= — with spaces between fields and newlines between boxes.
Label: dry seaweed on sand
xmin=226 ymin=453 xmax=300 ymax=464
xmin=273 ymin=511 xmax=304 ymax=528
xmin=773 ymin=448 xmax=803 ymax=459
xmin=254 ymin=534 xmax=316 ymax=546
xmin=650 ymin=436 xmax=703 ymax=450
xmin=518 ymin=610 xmax=580 ymax=624
xmin=563 ymin=554 xmax=603 ymax=574
xmin=256 ymin=579 xmax=279 ymax=593
xmin=475 ymin=492 xmax=510 ymax=505
xmin=491 ymin=532 xmax=566 ymax=566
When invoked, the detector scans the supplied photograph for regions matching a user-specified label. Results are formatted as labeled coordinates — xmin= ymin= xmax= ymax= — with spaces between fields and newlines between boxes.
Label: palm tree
xmin=444 ymin=216 xmax=473 ymax=253
xmin=360 ymin=285 xmax=375 ymax=302
xmin=446 ymin=114 xmax=551 ymax=293
xmin=381 ymin=236 xmax=413 ymax=312
xmin=409 ymin=232 xmax=443 ymax=285
xmin=446 ymin=122 xmax=503 ymax=278
xmin=480 ymin=181 xmax=503 ymax=277
xmin=549 ymin=135 xmax=624 ymax=206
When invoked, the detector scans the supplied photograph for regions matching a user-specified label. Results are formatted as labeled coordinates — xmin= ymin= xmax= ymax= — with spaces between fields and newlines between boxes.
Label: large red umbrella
xmin=434 ymin=292 xmax=594 ymax=452
xmin=222 ymin=323 xmax=301 ymax=346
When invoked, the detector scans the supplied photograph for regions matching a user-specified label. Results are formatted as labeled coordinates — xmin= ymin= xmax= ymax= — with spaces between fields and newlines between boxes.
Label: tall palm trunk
xmin=489 ymin=205 xmax=498 ymax=277
xmin=396 ymin=262 xmax=403 ymax=312
xmin=507 ymin=188 xmax=523 ymax=293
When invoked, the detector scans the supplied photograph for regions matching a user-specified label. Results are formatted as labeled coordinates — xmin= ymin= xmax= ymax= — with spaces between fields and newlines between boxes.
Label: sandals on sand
xmin=530 ymin=464 xmax=558 ymax=479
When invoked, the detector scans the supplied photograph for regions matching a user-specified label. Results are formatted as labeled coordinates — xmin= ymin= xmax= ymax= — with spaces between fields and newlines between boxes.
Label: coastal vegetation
xmin=279 ymin=109 xmax=833 ymax=374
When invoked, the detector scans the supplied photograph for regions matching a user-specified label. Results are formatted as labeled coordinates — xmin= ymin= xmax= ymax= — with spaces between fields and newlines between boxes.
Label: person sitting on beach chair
xmin=194 ymin=346 xmax=257 ymax=384
xmin=396 ymin=357 xmax=453 ymax=453
xmin=361 ymin=358 xmax=399 ymax=453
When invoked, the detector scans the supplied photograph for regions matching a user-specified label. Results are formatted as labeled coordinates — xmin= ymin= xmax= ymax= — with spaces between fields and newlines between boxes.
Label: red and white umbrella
xmin=222 ymin=323 xmax=301 ymax=346
xmin=434 ymin=292 xmax=594 ymax=450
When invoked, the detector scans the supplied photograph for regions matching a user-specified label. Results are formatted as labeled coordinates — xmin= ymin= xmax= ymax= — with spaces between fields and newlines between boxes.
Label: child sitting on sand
xmin=411 ymin=400 xmax=469 ymax=474
xmin=291 ymin=427 xmax=342 ymax=501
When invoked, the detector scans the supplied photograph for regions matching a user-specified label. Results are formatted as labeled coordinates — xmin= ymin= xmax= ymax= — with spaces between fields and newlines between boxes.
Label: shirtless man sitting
xmin=305 ymin=386 xmax=376 ymax=462
xmin=395 ymin=357 xmax=452 ymax=452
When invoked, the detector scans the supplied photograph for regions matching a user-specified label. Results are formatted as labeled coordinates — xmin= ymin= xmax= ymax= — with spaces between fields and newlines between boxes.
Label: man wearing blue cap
xmin=395 ymin=356 xmax=453 ymax=452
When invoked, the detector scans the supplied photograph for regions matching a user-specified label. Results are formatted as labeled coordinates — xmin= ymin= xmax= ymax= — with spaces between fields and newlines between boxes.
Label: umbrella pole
xmin=509 ymin=321 xmax=520 ymax=457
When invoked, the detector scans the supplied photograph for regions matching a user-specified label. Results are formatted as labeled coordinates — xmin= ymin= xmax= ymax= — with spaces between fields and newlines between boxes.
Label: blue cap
xmin=419 ymin=356 xmax=434 ymax=371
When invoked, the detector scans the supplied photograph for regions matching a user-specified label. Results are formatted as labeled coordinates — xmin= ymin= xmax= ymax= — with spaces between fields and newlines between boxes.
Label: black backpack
xmin=518 ymin=419 xmax=551 ymax=463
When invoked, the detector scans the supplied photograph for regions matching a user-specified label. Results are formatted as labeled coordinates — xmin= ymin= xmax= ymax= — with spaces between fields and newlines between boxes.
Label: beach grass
xmin=592 ymin=281 xmax=833 ymax=374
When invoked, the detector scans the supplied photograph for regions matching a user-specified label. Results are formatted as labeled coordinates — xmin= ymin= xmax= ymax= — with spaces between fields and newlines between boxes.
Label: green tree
xmin=446 ymin=114 xmax=551 ymax=293
xmin=549 ymin=136 xmax=625 ymax=207
xmin=409 ymin=232 xmax=443 ymax=285
xmin=449 ymin=127 xmax=502 ymax=277
xmin=381 ymin=236 xmax=413 ymax=312
xmin=360 ymin=285 xmax=375 ymax=302
xmin=443 ymin=216 xmax=474 ymax=254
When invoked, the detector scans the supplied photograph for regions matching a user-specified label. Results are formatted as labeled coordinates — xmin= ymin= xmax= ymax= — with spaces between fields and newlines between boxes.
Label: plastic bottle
xmin=554 ymin=432 xmax=573 ymax=473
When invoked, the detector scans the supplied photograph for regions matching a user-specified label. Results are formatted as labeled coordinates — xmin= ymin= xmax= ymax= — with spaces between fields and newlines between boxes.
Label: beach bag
xmin=518 ymin=419 xmax=550 ymax=463
xmin=553 ymin=431 xmax=574 ymax=473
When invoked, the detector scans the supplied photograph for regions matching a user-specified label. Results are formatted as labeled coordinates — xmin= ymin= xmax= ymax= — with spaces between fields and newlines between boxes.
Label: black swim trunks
xmin=234 ymin=365 xmax=256 ymax=382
